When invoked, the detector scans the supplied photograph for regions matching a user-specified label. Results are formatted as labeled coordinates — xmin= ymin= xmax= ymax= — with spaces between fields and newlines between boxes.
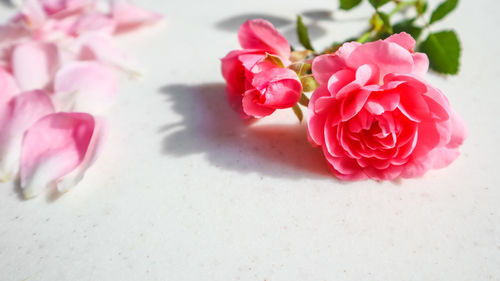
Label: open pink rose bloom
xmin=221 ymin=19 xmax=302 ymax=118
xmin=308 ymin=33 xmax=468 ymax=180
xmin=0 ymin=0 xmax=162 ymax=198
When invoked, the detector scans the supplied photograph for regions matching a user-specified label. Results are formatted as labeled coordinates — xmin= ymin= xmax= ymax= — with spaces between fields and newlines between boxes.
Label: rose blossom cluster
xmin=221 ymin=19 xmax=468 ymax=180
xmin=0 ymin=0 xmax=161 ymax=198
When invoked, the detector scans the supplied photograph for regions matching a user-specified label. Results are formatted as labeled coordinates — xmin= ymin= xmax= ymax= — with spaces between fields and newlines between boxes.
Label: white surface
xmin=1 ymin=0 xmax=499 ymax=280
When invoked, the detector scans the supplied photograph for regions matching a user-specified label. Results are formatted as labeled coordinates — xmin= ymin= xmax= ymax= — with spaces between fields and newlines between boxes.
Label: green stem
xmin=357 ymin=30 xmax=373 ymax=43
xmin=389 ymin=0 xmax=418 ymax=17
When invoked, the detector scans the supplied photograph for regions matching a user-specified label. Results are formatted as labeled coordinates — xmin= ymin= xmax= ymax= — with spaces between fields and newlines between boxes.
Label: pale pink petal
xmin=238 ymin=19 xmax=290 ymax=59
xmin=412 ymin=52 xmax=429 ymax=76
xmin=74 ymin=33 xmax=137 ymax=76
xmin=312 ymin=54 xmax=346 ymax=85
xmin=385 ymin=32 xmax=416 ymax=51
xmin=53 ymin=61 xmax=117 ymax=114
xmin=447 ymin=109 xmax=468 ymax=148
xmin=21 ymin=0 xmax=47 ymax=28
xmin=20 ymin=112 xmax=102 ymax=198
xmin=11 ymin=41 xmax=60 ymax=91
xmin=347 ymin=40 xmax=414 ymax=77
xmin=0 ymin=68 xmax=20 ymax=104
xmin=0 ymin=90 xmax=54 ymax=182
xmin=111 ymin=0 xmax=163 ymax=34
xmin=70 ymin=12 xmax=116 ymax=36
xmin=41 ymin=0 xmax=95 ymax=16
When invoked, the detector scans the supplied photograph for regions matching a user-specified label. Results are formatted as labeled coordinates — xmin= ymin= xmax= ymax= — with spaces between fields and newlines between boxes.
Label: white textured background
xmin=0 ymin=0 xmax=499 ymax=280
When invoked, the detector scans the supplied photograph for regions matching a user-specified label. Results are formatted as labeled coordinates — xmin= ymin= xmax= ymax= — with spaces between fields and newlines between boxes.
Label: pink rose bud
xmin=221 ymin=19 xmax=302 ymax=119
xmin=308 ymin=33 xmax=468 ymax=180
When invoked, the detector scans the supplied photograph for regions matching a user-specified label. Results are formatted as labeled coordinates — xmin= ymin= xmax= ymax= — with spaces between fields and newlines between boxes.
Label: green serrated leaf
xmin=368 ymin=0 xmax=390 ymax=9
xmin=340 ymin=0 xmax=362 ymax=10
xmin=296 ymin=15 xmax=315 ymax=51
xmin=430 ymin=0 xmax=458 ymax=24
xmin=419 ymin=30 xmax=460 ymax=74
xmin=393 ymin=18 xmax=423 ymax=40
xmin=292 ymin=104 xmax=303 ymax=122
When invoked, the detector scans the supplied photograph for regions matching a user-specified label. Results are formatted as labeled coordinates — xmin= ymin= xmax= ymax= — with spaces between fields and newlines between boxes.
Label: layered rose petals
xmin=20 ymin=112 xmax=105 ymax=198
xmin=221 ymin=19 xmax=302 ymax=119
xmin=0 ymin=90 xmax=54 ymax=182
xmin=308 ymin=33 xmax=467 ymax=180
xmin=0 ymin=0 xmax=160 ymax=197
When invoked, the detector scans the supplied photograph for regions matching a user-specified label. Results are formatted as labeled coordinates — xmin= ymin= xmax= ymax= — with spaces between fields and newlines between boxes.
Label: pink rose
xmin=308 ymin=33 xmax=468 ymax=180
xmin=221 ymin=19 xmax=302 ymax=118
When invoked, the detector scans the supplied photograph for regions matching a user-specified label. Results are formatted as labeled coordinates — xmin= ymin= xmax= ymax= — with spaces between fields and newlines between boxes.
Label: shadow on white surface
xmin=214 ymin=11 xmax=368 ymax=50
xmin=215 ymin=13 xmax=293 ymax=32
xmin=0 ymin=0 xmax=12 ymax=8
xmin=159 ymin=83 xmax=333 ymax=180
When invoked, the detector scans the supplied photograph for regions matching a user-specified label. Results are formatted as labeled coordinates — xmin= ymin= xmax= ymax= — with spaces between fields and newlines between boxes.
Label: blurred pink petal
xmin=0 ymin=90 xmax=54 ymax=182
xmin=11 ymin=41 xmax=60 ymax=91
xmin=21 ymin=0 xmax=47 ymax=29
xmin=74 ymin=33 xmax=137 ymax=75
xmin=53 ymin=61 xmax=117 ymax=114
xmin=111 ymin=0 xmax=162 ymax=34
xmin=0 ymin=67 xmax=20 ymax=104
xmin=238 ymin=19 xmax=290 ymax=59
xmin=70 ymin=12 xmax=116 ymax=36
xmin=20 ymin=112 xmax=105 ymax=198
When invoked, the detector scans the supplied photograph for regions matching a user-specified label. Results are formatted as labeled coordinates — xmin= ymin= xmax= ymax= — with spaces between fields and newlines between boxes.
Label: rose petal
xmin=111 ymin=0 xmax=163 ymax=34
xmin=0 ymin=68 xmax=20 ymax=104
xmin=11 ymin=41 xmax=60 ymax=91
xmin=251 ymin=67 xmax=302 ymax=108
xmin=238 ymin=19 xmax=290 ymax=59
xmin=241 ymin=89 xmax=275 ymax=118
xmin=347 ymin=39 xmax=414 ymax=77
xmin=0 ymin=90 xmax=54 ymax=182
xmin=385 ymin=32 xmax=416 ymax=51
xmin=53 ymin=61 xmax=117 ymax=114
xmin=20 ymin=112 xmax=102 ymax=198
xmin=312 ymin=54 xmax=346 ymax=85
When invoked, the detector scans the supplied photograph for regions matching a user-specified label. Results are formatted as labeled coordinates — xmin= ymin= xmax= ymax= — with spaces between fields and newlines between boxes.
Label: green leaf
xmin=300 ymin=76 xmax=319 ymax=92
xmin=292 ymin=104 xmax=304 ymax=122
xmin=377 ymin=12 xmax=392 ymax=34
xmin=393 ymin=18 xmax=423 ymax=40
xmin=419 ymin=30 xmax=460 ymax=74
xmin=340 ymin=0 xmax=362 ymax=10
xmin=368 ymin=0 xmax=390 ymax=9
xmin=296 ymin=15 xmax=315 ymax=51
xmin=429 ymin=0 xmax=458 ymax=24
xmin=416 ymin=0 xmax=428 ymax=15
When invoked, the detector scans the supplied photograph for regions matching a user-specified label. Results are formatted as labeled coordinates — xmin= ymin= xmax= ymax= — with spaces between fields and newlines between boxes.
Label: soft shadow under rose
xmin=158 ymin=83 xmax=331 ymax=179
